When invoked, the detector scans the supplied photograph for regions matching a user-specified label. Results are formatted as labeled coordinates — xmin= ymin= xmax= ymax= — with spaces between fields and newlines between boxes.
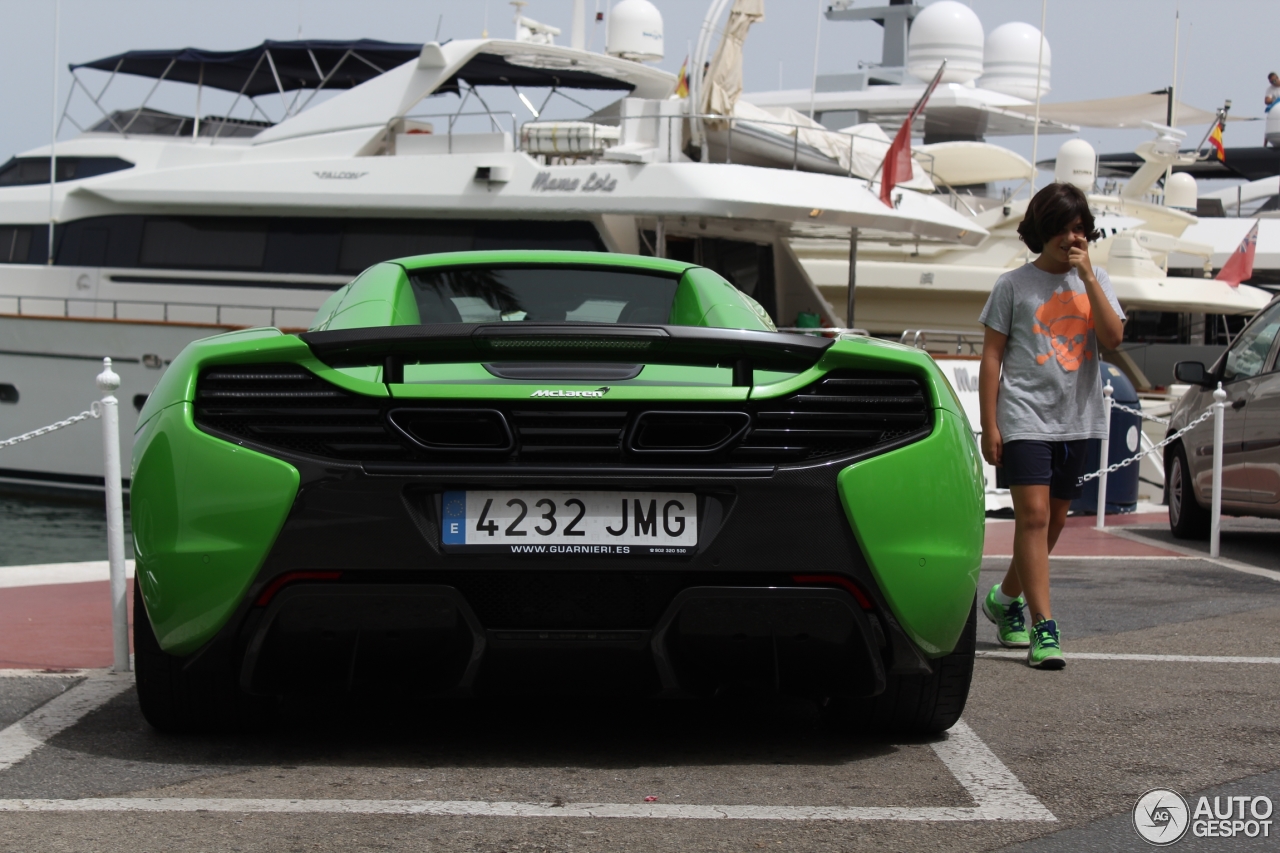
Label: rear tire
xmin=1167 ymin=442 xmax=1210 ymax=540
xmin=134 ymin=582 xmax=254 ymax=732
xmin=835 ymin=598 xmax=976 ymax=736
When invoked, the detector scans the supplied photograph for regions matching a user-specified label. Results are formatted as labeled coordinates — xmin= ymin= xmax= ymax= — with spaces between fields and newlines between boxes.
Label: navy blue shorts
xmin=1000 ymin=439 xmax=1089 ymax=500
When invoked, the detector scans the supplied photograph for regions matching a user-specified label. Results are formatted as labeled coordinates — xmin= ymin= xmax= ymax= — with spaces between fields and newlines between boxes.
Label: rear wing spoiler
xmin=299 ymin=323 xmax=834 ymax=386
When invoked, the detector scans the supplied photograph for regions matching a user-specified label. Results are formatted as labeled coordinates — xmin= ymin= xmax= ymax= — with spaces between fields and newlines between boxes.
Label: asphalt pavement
xmin=1 ymin=533 xmax=1278 ymax=851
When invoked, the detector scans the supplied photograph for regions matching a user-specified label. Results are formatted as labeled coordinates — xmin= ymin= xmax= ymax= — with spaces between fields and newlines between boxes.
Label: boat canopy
xmin=70 ymin=40 xmax=425 ymax=96
xmin=72 ymin=39 xmax=658 ymax=98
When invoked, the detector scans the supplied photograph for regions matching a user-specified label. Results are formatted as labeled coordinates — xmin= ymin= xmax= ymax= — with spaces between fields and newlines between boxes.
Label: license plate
xmin=442 ymin=490 xmax=698 ymax=555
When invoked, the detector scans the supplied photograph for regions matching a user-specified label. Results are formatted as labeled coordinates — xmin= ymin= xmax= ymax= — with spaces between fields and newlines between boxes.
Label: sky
xmin=0 ymin=0 xmax=1274 ymax=186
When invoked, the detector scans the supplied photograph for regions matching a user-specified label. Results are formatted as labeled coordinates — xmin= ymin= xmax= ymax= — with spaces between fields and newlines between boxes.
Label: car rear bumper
xmin=235 ymin=581 xmax=887 ymax=699
xmin=163 ymin=445 xmax=938 ymax=700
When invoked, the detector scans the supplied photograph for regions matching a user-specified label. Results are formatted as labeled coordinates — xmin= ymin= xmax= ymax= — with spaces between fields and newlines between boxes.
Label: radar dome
xmin=1164 ymin=171 xmax=1197 ymax=210
xmin=1054 ymin=139 xmax=1096 ymax=191
xmin=907 ymin=1 xmax=984 ymax=85
xmin=981 ymin=22 xmax=1050 ymax=101
xmin=606 ymin=0 xmax=664 ymax=63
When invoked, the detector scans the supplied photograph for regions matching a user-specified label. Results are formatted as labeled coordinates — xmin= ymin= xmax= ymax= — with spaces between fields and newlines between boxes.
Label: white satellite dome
xmin=981 ymin=22 xmax=1050 ymax=100
xmin=906 ymin=1 xmax=984 ymax=85
xmin=1164 ymin=171 xmax=1198 ymax=210
xmin=606 ymin=0 xmax=664 ymax=63
xmin=1054 ymin=139 xmax=1096 ymax=191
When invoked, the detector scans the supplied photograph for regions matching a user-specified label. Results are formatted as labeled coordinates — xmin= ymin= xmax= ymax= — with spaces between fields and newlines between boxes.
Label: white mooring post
xmin=96 ymin=357 xmax=130 ymax=673
xmin=1210 ymin=382 xmax=1227 ymax=557
xmin=1096 ymin=381 xmax=1113 ymax=530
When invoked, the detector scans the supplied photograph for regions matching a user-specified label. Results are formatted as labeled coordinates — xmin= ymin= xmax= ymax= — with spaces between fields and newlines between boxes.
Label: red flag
xmin=1216 ymin=221 xmax=1258 ymax=287
xmin=879 ymin=61 xmax=946 ymax=207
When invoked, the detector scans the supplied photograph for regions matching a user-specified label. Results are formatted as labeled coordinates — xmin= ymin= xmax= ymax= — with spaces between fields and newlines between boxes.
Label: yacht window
xmin=0 ymin=226 xmax=33 ymax=264
xmin=0 ymin=157 xmax=133 ymax=186
xmin=50 ymin=215 xmax=604 ymax=274
xmin=409 ymin=266 xmax=679 ymax=325
xmin=140 ymin=218 xmax=267 ymax=270
xmin=89 ymin=109 xmax=268 ymax=139
xmin=338 ymin=222 xmax=473 ymax=275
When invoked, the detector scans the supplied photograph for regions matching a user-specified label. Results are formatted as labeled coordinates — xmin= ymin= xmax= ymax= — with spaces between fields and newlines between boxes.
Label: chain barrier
xmin=1109 ymin=400 xmax=1170 ymax=425
xmin=0 ymin=402 xmax=102 ymax=449
xmin=1078 ymin=404 xmax=1215 ymax=485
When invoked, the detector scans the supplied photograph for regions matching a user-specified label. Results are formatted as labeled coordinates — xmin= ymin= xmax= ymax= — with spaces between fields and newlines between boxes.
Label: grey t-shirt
xmin=978 ymin=262 xmax=1125 ymax=442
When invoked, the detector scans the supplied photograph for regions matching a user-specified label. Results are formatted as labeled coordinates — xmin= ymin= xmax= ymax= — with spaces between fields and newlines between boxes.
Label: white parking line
xmin=0 ymin=671 xmax=132 ymax=772
xmin=0 ymin=795 xmax=1052 ymax=821
xmin=0 ymin=560 xmax=136 ymax=589
xmin=0 ymin=675 xmax=1054 ymax=823
xmin=0 ymin=670 xmax=87 ymax=679
xmin=1101 ymin=528 xmax=1280 ymax=582
xmin=984 ymin=555 xmax=1199 ymax=561
xmin=978 ymin=651 xmax=1280 ymax=664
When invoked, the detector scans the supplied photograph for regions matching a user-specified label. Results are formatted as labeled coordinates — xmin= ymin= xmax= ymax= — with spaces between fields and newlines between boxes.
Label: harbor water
xmin=0 ymin=492 xmax=132 ymax=566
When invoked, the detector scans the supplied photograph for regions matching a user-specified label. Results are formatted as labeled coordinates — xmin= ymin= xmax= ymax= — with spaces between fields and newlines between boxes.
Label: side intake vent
xmin=734 ymin=373 xmax=929 ymax=461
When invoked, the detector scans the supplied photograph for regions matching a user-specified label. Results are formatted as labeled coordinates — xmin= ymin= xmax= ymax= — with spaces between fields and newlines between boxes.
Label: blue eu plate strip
xmin=442 ymin=491 xmax=467 ymax=544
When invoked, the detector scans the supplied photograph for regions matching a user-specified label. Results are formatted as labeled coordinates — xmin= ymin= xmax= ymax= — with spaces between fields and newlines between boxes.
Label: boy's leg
xmin=1046 ymin=497 xmax=1072 ymax=553
xmin=1009 ymin=484 xmax=1053 ymax=623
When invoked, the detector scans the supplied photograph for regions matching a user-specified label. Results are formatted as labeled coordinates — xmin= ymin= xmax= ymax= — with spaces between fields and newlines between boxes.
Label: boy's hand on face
xmin=1067 ymin=234 xmax=1094 ymax=282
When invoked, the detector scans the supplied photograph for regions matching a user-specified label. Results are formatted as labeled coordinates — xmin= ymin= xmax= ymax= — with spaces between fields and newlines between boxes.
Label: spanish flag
xmin=1209 ymin=121 xmax=1225 ymax=161
xmin=675 ymin=56 xmax=690 ymax=98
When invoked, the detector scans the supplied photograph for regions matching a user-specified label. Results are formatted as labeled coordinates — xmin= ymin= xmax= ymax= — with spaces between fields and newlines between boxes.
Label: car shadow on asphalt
xmin=42 ymin=688 xmax=913 ymax=774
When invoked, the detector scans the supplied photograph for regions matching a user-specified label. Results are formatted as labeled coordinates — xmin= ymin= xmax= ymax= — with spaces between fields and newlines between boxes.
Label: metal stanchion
xmin=1210 ymin=382 xmax=1226 ymax=557
xmin=1096 ymin=382 xmax=1113 ymax=530
xmin=96 ymin=357 xmax=130 ymax=673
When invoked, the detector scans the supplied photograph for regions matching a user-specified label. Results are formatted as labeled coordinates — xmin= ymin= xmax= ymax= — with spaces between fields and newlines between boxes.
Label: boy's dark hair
xmin=1016 ymin=182 xmax=1100 ymax=253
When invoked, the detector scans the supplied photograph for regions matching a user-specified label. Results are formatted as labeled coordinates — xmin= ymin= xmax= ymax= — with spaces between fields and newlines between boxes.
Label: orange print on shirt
xmin=1032 ymin=290 xmax=1094 ymax=371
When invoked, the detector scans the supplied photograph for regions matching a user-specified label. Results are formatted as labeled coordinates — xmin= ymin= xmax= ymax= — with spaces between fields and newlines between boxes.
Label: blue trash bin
xmin=1072 ymin=362 xmax=1142 ymax=515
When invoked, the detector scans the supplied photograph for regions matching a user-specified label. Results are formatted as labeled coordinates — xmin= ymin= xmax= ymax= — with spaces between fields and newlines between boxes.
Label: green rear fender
xmin=132 ymin=402 xmax=300 ymax=655
xmin=837 ymin=408 xmax=984 ymax=657
xmin=131 ymin=328 xmax=386 ymax=656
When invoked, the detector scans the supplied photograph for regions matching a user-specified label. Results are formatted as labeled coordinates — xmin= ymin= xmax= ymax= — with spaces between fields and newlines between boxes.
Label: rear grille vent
xmin=734 ymin=374 xmax=929 ymax=462
xmin=195 ymin=365 xmax=403 ymax=461
xmin=193 ymin=365 xmax=930 ymax=467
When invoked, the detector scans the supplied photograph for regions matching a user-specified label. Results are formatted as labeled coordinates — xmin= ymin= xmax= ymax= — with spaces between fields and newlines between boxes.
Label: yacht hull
xmin=0 ymin=314 xmax=238 ymax=492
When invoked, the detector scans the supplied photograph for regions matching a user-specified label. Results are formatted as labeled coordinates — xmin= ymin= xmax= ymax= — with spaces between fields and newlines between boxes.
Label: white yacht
xmin=0 ymin=18 xmax=984 ymax=493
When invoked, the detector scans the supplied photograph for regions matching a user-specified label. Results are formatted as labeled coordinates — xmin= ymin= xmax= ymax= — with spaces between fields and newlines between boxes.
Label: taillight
xmin=791 ymin=574 xmax=873 ymax=610
xmin=255 ymin=571 xmax=342 ymax=606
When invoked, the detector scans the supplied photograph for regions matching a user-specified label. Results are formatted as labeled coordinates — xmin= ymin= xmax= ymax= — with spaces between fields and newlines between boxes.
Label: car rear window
xmin=408 ymin=266 xmax=680 ymax=325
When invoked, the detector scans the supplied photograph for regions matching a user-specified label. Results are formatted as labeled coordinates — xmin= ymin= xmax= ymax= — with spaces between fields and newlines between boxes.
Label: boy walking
xmin=977 ymin=182 xmax=1125 ymax=669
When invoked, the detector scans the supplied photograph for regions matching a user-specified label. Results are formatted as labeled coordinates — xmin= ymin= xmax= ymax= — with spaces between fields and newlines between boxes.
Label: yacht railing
xmin=0 ymin=296 xmax=313 ymax=329
xmin=900 ymin=328 xmax=984 ymax=356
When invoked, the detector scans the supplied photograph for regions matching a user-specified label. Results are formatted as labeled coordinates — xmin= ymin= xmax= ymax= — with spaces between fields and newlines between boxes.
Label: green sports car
xmin=131 ymin=250 xmax=984 ymax=733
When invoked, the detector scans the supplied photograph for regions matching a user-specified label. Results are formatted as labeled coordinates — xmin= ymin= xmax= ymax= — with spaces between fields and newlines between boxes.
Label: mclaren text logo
xmin=530 ymin=387 xmax=611 ymax=398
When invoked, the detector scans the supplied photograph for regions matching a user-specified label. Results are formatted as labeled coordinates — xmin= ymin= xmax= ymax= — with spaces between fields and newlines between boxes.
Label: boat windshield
xmin=409 ymin=267 xmax=679 ymax=325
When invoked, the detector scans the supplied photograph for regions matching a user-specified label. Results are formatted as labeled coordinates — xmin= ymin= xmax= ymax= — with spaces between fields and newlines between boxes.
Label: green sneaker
xmin=982 ymin=585 xmax=1030 ymax=647
xmin=1028 ymin=619 xmax=1065 ymax=669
